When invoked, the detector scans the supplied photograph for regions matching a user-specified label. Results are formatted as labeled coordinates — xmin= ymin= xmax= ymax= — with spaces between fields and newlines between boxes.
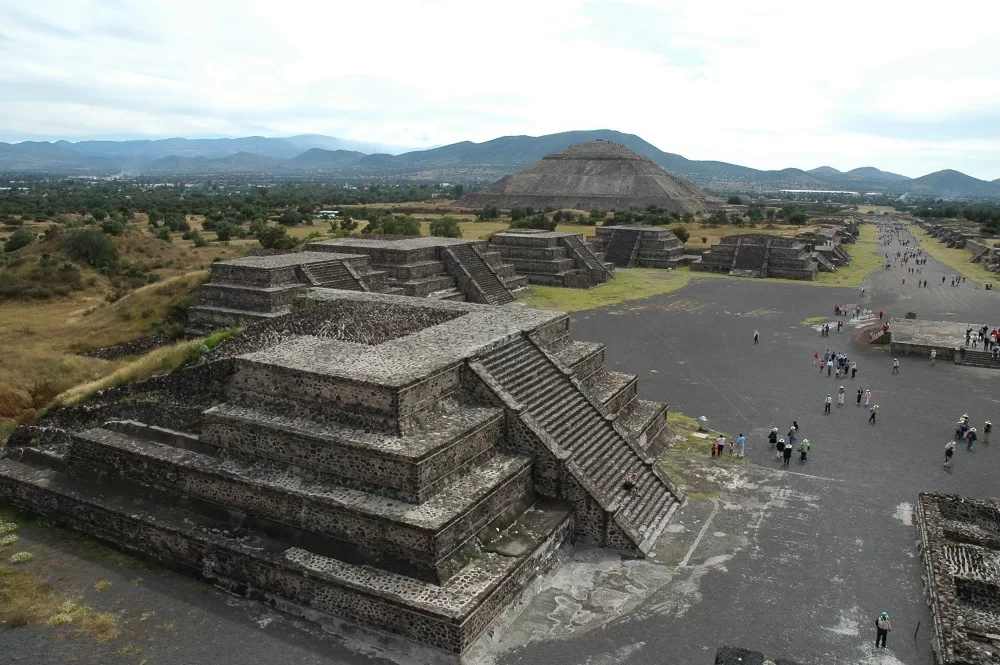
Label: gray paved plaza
xmin=5 ymin=223 xmax=1000 ymax=665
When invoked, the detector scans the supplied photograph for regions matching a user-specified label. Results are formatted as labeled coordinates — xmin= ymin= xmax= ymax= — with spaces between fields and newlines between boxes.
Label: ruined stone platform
xmin=487 ymin=230 xmax=613 ymax=288
xmin=587 ymin=226 xmax=686 ymax=269
xmin=186 ymin=251 xmax=388 ymax=335
xmin=692 ymin=234 xmax=819 ymax=280
xmin=917 ymin=493 xmax=1000 ymax=665
xmin=1 ymin=290 xmax=680 ymax=655
xmin=307 ymin=236 xmax=526 ymax=305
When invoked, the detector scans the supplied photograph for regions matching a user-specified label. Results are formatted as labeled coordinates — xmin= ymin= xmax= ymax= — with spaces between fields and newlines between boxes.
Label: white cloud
xmin=1 ymin=0 xmax=999 ymax=178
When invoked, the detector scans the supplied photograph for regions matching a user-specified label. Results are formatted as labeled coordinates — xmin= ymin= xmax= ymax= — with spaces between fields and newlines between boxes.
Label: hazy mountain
xmin=1 ymin=130 xmax=998 ymax=198
xmin=290 ymin=148 xmax=367 ymax=167
xmin=907 ymin=170 xmax=999 ymax=197
xmin=847 ymin=166 xmax=910 ymax=182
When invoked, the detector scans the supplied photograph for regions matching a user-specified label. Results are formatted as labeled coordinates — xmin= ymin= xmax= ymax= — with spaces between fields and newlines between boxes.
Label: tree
xmin=476 ymin=206 xmax=500 ymax=221
xmin=452 ymin=184 xmax=464 ymax=199
xmin=156 ymin=227 xmax=173 ymax=242
xmin=60 ymin=229 xmax=118 ymax=270
xmin=429 ymin=217 xmax=462 ymax=238
xmin=671 ymin=225 xmax=690 ymax=243
xmin=255 ymin=224 xmax=297 ymax=250
xmin=3 ymin=228 xmax=34 ymax=253
xmin=727 ymin=195 xmax=743 ymax=205
xmin=373 ymin=216 xmax=421 ymax=236
xmin=214 ymin=221 xmax=236 ymax=241
xmin=91 ymin=208 xmax=108 ymax=222
xmin=101 ymin=218 xmax=126 ymax=236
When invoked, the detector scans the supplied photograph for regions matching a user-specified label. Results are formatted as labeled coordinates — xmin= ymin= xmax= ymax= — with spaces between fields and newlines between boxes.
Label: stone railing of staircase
xmin=956 ymin=348 xmax=1000 ymax=369
xmin=761 ymin=239 xmax=772 ymax=276
xmin=442 ymin=245 xmax=514 ymax=305
xmin=562 ymin=235 xmax=614 ymax=280
xmin=729 ymin=237 xmax=743 ymax=272
xmin=468 ymin=334 xmax=683 ymax=556
xmin=342 ymin=261 xmax=371 ymax=292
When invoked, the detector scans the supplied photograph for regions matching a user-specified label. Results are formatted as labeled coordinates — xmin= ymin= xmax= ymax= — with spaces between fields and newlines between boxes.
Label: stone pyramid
xmin=458 ymin=140 xmax=712 ymax=213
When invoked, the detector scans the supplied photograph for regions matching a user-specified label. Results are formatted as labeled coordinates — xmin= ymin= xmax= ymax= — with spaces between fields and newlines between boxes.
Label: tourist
xmin=827 ymin=359 xmax=833 ymax=376
xmin=857 ymin=388 xmax=863 ymax=406
xmin=728 ymin=438 xmax=735 ymax=457
xmin=966 ymin=427 xmax=977 ymax=451
xmin=798 ymin=438 xmax=809 ymax=462
xmin=865 ymin=389 xmax=872 ymax=407
xmin=753 ymin=330 xmax=759 ymax=344
xmin=875 ymin=612 xmax=891 ymax=648
xmin=892 ymin=358 xmax=899 ymax=374
xmin=879 ymin=309 xmax=884 ymax=321
xmin=716 ymin=434 xmax=726 ymax=457
xmin=984 ymin=421 xmax=992 ymax=445
xmin=782 ymin=441 xmax=793 ymax=467
xmin=869 ymin=404 xmax=879 ymax=425
xmin=930 ymin=349 xmax=936 ymax=366
xmin=944 ymin=440 xmax=956 ymax=466
xmin=736 ymin=433 xmax=746 ymax=458
xmin=824 ymin=394 xmax=832 ymax=414
xmin=838 ymin=385 xmax=845 ymax=406
xmin=788 ymin=425 xmax=798 ymax=447
xmin=623 ymin=471 xmax=637 ymax=491
xmin=851 ymin=361 xmax=857 ymax=379
xmin=813 ymin=352 xmax=819 ymax=366
xmin=768 ymin=428 xmax=778 ymax=447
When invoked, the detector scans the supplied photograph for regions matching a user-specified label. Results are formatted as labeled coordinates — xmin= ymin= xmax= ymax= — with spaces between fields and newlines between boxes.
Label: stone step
xmin=0 ymin=458 xmax=573 ymax=655
xmin=392 ymin=274 xmax=457 ymax=298
xmin=381 ymin=260 xmax=447 ymax=280
xmin=428 ymin=287 xmax=467 ymax=302
xmin=549 ymin=340 xmax=606 ymax=379
xmin=503 ymin=275 xmax=530 ymax=293
xmin=195 ymin=282 xmax=305 ymax=312
xmin=203 ymin=403 xmax=505 ymax=503
xmin=68 ymin=428 xmax=534 ymax=584
xmin=500 ymin=257 xmax=575 ymax=274
xmin=186 ymin=305 xmax=287 ymax=336
xmin=618 ymin=399 xmax=669 ymax=450
xmin=583 ymin=370 xmax=638 ymax=416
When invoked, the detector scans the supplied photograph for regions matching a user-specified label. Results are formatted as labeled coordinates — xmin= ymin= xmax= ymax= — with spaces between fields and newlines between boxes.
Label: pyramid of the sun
xmin=457 ymin=140 xmax=712 ymax=213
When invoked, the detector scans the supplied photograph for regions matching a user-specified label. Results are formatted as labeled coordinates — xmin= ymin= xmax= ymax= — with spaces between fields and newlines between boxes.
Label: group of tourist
xmin=766 ymin=424 xmax=808 ymax=466
xmin=944 ymin=416 xmax=993 ymax=466
xmin=964 ymin=324 xmax=1000 ymax=356
xmin=709 ymin=433 xmax=746 ymax=458
xmin=814 ymin=349 xmax=858 ymax=380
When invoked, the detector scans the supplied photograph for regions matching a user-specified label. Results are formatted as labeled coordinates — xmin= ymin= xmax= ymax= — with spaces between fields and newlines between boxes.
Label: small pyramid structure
xmin=457 ymin=140 xmax=712 ymax=213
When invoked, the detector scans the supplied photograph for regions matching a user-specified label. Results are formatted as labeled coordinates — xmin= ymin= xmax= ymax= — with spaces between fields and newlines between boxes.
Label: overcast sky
xmin=1 ymin=0 xmax=999 ymax=179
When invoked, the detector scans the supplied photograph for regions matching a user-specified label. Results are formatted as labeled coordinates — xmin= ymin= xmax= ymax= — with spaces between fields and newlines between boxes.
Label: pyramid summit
xmin=457 ymin=139 xmax=714 ymax=213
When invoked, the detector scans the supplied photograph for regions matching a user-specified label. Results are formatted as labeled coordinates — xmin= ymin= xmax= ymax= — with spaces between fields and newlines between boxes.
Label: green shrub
xmin=671 ymin=225 xmax=690 ymax=243
xmin=101 ymin=218 xmax=126 ymax=236
xmin=156 ymin=228 xmax=172 ymax=243
xmin=255 ymin=224 xmax=297 ymax=250
xmin=367 ymin=215 xmax=421 ymax=236
xmin=60 ymin=229 xmax=119 ymax=270
xmin=510 ymin=213 xmax=556 ymax=232
xmin=4 ymin=228 xmax=35 ymax=253
xmin=429 ymin=217 xmax=462 ymax=238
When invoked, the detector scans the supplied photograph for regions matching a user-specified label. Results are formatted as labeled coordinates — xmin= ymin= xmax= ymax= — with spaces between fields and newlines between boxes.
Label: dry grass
xmin=0 ymin=271 xmax=208 ymax=427
xmin=910 ymin=225 xmax=998 ymax=285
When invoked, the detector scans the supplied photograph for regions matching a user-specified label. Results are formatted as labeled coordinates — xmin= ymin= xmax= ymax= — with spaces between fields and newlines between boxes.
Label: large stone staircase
xmin=956 ymin=348 xmax=1000 ymax=369
xmin=445 ymin=243 xmax=516 ymax=305
xmin=562 ymin=233 xmax=615 ymax=280
xmin=300 ymin=260 xmax=366 ymax=290
xmin=477 ymin=335 xmax=680 ymax=553
xmin=603 ymin=228 xmax=643 ymax=267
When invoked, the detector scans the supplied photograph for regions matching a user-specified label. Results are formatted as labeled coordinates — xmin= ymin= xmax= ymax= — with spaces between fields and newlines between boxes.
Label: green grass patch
xmin=910 ymin=225 xmax=997 ymax=285
xmin=658 ymin=411 xmax=744 ymax=498
xmin=802 ymin=316 xmax=828 ymax=325
xmin=812 ymin=223 xmax=882 ymax=287
xmin=522 ymin=267 xmax=695 ymax=312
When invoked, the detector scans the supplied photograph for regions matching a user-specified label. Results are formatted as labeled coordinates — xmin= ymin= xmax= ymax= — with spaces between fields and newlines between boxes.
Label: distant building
xmin=317 ymin=210 xmax=339 ymax=219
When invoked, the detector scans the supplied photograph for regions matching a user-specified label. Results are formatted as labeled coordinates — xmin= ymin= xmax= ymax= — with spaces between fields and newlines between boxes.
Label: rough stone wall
xmin=917 ymin=493 xmax=1000 ymax=665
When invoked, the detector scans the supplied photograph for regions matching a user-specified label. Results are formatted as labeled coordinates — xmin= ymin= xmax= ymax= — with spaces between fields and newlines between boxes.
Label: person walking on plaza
xmin=879 ymin=309 xmax=884 ymax=321
xmin=985 ymin=421 xmax=992 ymax=444
xmin=825 ymin=394 xmax=832 ymax=414
xmin=782 ymin=440 xmax=793 ymax=467
xmin=798 ymin=438 xmax=809 ymax=462
xmin=768 ymin=428 xmax=778 ymax=447
xmin=930 ymin=349 xmax=936 ymax=366
xmin=892 ymin=358 xmax=899 ymax=374
xmin=966 ymin=427 xmax=977 ymax=451
xmin=944 ymin=440 xmax=956 ymax=466
xmin=869 ymin=404 xmax=879 ymax=424
xmin=736 ymin=433 xmax=746 ymax=458
xmin=857 ymin=388 xmax=863 ymax=406
xmin=753 ymin=330 xmax=759 ymax=344
xmin=788 ymin=425 xmax=798 ymax=447
xmin=827 ymin=359 xmax=833 ymax=376
xmin=875 ymin=612 xmax=891 ymax=648
xmin=851 ymin=361 xmax=857 ymax=378
xmin=775 ymin=438 xmax=785 ymax=461
xmin=865 ymin=389 xmax=872 ymax=407
xmin=838 ymin=385 xmax=845 ymax=406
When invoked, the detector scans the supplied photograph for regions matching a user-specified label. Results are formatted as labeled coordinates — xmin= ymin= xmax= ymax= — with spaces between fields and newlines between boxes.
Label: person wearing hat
xmin=797 ymin=438 xmax=809 ymax=462
xmin=875 ymin=611 xmax=891 ymax=648
xmin=768 ymin=428 xmax=778 ymax=447
xmin=782 ymin=439 xmax=793 ymax=467
xmin=966 ymin=427 xmax=977 ymax=451
xmin=838 ymin=385 xmax=845 ymax=406
xmin=892 ymin=358 xmax=899 ymax=374
xmin=775 ymin=438 xmax=785 ymax=461
xmin=824 ymin=394 xmax=832 ymax=414
xmin=869 ymin=404 xmax=879 ymax=424
xmin=944 ymin=440 xmax=956 ymax=466
xmin=984 ymin=421 xmax=992 ymax=445
xmin=856 ymin=387 xmax=863 ymax=406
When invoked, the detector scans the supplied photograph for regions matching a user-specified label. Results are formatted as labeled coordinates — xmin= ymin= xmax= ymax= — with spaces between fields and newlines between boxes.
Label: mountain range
xmin=2 ymin=130 xmax=998 ymax=199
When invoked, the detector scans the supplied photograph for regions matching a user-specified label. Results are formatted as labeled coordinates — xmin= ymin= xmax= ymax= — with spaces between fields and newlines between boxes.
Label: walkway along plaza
xmin=4 ymin=219 xmax=1000 ymax=665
